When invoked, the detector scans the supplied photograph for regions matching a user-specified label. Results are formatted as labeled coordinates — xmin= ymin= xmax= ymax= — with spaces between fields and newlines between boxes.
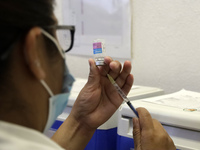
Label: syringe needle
xmin=106 ymin=74 xmax=139 ymax=117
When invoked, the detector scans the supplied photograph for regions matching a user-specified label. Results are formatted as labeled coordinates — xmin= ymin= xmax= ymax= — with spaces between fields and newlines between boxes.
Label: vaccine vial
xmin=93 ymin=39 xmax=106 ymax=66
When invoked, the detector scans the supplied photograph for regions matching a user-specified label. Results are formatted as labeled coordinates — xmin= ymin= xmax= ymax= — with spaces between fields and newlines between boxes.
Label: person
xmin=0 ymin=0 xmax=176 ymax=149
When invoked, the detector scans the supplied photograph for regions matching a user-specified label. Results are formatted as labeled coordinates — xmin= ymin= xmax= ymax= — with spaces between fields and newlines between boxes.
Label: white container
xmin=118 ymin=96 xmax=200 ymax=150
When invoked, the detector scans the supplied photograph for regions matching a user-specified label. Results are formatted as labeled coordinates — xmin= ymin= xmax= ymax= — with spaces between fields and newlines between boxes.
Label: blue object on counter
xmin=50 ymin=121 xmax=118 ymax=150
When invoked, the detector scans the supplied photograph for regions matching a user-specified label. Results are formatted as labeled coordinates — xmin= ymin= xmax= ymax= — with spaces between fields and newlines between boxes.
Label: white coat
xmin=0 ymin=121 xmax=64 ymax=150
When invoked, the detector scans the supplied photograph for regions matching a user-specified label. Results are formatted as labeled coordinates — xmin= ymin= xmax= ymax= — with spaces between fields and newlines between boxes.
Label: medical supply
xmin=93 ymin=39 xmax=106 ymax=66
xmin=118 ymin=93 xmax=200 ymax=150
xmin=106 ymin=74 xmax=139 ymax=117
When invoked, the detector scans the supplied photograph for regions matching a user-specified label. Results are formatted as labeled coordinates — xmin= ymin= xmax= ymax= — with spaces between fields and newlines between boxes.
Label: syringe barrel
xmin=113 ymin=82 xmax=128 ymax=102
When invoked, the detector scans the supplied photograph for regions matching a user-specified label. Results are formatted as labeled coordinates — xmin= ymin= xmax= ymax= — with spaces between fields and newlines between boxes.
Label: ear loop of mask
xmin=39 ymin=28 xmax=67 ymax=97
xmin=40 ymin=28 xmax=65 ymax=59
xmin=40 ymin=80 xmax=54 ymax=97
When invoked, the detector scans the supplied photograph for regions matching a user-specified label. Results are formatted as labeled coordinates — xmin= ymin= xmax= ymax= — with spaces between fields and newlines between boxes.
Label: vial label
xmin=93 ymin=39 xmax=106 ymax=66
xmin=93 ymin=42 xmax=102 ymax=49
xmin=93 ymin=42 xmax=103 ymax=54
xmin=93 ymin=48 xmax=102 ymax=54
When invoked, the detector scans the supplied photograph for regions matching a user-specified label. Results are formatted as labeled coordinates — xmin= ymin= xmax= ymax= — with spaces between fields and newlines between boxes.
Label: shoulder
xmin=0 ymin=121 xmax=64 ymax=150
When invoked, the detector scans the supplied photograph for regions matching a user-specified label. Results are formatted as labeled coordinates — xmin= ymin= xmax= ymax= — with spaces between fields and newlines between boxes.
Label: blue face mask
xmin=39 ymin=29 xmax=75 ymax=133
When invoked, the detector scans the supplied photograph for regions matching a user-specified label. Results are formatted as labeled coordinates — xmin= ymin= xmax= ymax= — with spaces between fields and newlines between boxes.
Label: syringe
xmin=107 ymin=74 xmax=139 ymax=118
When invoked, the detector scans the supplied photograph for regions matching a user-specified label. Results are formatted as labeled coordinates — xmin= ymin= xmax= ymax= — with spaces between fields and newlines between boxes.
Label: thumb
xmin=87 ymin=59 xmax=100 ymax=86
xmin=133 ymin=118 xmax=141 ymax=150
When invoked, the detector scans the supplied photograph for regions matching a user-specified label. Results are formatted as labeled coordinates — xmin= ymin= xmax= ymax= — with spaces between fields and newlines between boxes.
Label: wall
xmin=66 ymin=0 xmax=200 ymax=94
xmin=131 ymin=0 xmax=200 ymax=93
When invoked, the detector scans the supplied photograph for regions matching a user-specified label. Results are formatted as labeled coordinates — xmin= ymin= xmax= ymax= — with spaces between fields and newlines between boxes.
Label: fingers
xmin=87 ymin=58 xmax=100 ymax=86
xmin=137 ymin=107 xmax=154 ymax=131
xmin=152 ymin=119 xmax=167 ymax=133
xmin=101 ymin=56 xmax=122 ymax=78
xmin=121 ymin=74 xmax=134 ymax=95
xmin=90 ymin=56 xmax=133 ymax=94
xmin=152 ymin=119 xmax=176 ymax=150
xmin=133 ymin=118 xmax=141 ymax=150
xmin=115 ymin=60 xmax=132 ymax=88
xmin=98 ymin=56 xmax=113 ymax=76
xmin=104 ymin=56 xmax=132 ymax=84
xmin=108 ymin=61 xmax=122 ymax=79
xmin=133 ymin=109 xmax=176 ymax=150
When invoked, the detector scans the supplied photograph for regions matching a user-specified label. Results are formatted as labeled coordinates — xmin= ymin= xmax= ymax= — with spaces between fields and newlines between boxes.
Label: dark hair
xmin=0 ymin=0 xmax=56 ymax=71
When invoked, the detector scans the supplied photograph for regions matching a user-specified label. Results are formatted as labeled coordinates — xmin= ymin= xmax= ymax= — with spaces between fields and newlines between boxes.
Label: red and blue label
xmin=93 ymin=42 xmax=102 ymax=54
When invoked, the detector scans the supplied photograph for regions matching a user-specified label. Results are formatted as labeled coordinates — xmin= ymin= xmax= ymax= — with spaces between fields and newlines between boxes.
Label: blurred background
xmin=55 ymin=0 xmax=200 ymax=94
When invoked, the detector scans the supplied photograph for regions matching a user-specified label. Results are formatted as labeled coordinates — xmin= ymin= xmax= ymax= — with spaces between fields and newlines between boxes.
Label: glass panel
xmin=56 ymin=29 xmax=71 ymax=51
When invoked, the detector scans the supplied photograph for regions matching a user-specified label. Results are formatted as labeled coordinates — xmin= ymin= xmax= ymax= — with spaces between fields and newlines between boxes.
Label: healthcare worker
xmin=0 ymin=0 xmax=176 ymax=149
